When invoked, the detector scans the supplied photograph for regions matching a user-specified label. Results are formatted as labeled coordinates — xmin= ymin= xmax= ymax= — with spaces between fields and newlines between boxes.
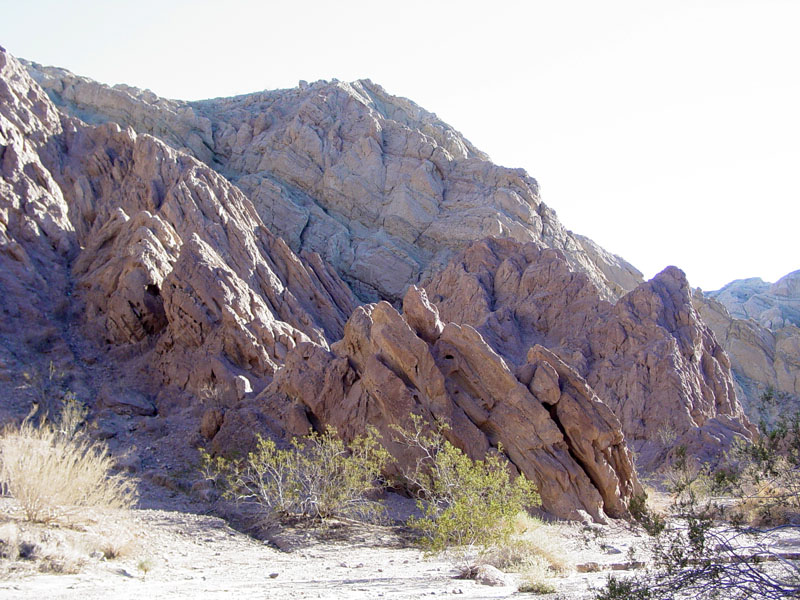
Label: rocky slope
xmin=24 ymin=60 xmax=643 ymax=303
xmin=1 ymin=45 xmax=761 ymax=523
xmin=1 ymin=46 xmax=641 ymax=521
xmin=708 ymin=271 xmax=800 ymax=330
xmin=1 ymin=45 xmax=356 ymax=422
xmin=260 ymin=286 xmax=641 ymax=522
xmin=422 ymin=239 xmax=754 ymax=467
xmin=694 ymin=272 xmax=800 ymax=421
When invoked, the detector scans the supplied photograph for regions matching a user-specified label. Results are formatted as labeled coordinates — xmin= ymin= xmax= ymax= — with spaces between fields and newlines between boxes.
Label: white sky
xmin=2 ymin=0 xmax=798 ymax=291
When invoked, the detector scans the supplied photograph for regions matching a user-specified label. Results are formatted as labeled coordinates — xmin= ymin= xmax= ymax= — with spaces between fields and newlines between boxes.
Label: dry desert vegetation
xmin=1 ymin=397 xmax=799 ymax=600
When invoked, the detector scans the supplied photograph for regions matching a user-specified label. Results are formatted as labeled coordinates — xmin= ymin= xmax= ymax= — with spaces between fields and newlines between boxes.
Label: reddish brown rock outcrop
xmin=262 ymin=286 xmax=642 ymax=522
xmin=424 ymin=238 xmax=754 ymax=467
xmin=0 ymin=46 xmax=357 ymax=419
xmin=0 ymin=46 xmax=748 ymax=525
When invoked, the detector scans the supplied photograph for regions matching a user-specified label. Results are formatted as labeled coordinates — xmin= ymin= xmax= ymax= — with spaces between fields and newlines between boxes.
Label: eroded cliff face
xmin=1 ymin=47 xmax=357 ymax=420
xmin=422 ymin=238 xmax=754 ymax=467
xmin=694 ymin=285 xmax=800 ymax=422
xmin=2 ymin=45 xmax=761 ymax=523
xmin=25 ymin=61 xmax=642 ymax=303
xmin=0 ymin=47 xmax=642 ymax=521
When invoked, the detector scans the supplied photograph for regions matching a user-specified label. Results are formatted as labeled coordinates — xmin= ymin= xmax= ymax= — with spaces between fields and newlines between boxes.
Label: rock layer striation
xmin=262 ymin=286 xmax=642 ymax=522
xmin=25 ymin=61 xmax=642 ymax=302
xmin=423 ymin=238 xmax=754 ymax=467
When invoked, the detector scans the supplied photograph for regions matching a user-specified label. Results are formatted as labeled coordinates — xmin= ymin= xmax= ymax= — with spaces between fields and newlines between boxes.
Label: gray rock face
xmin=707 ymin=271 xmax=800 ymax=330
xmin=695 ymin=277 xmax=800 ymax=420
xmin=25 ymin=62 xmax=642 ymax=303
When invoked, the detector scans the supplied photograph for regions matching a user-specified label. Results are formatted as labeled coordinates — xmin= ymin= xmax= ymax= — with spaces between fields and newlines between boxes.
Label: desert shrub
xmin=202 ymin=426 xmax=390 ymax=521
xmin=393 ymin=416 xmax=539 ymax=563
xmin=595 ymin=495 xmax=800 ymax=600
xmin=517 ymin=574 xmax=557 ymax=595
xmin=707 ymin=401 xmax=800 ymax=526
xmin=628 ymin=492 xmax=665 ymax=537
xmin=596 ymin=397 xmax=800 ymax=599
xmin=595 ymin=575 xmax=653 ymax=600
xmin=0 ymin=401 xmax=136 ymax=523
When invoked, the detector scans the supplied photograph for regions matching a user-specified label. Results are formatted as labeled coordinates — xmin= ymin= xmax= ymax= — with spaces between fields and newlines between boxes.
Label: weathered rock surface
xmin=262 ymin=286 xmax=642 ymax=522
xmin=25 ymin=62 xmax=642 ymax=302
xmin=1 ymin=46 xmax=761 ymax=524
xmin=694 ymin=287 xmax=800 ymax=421
xmin=0 ymin=45 xmax=79 ymax=423
xmin=423 ymin=238 xmax=754 ymax=467
xmin=1 ymin=47 xmax=357 ymax=418
xmin=707 ymin=271 xmax=800 ymax=330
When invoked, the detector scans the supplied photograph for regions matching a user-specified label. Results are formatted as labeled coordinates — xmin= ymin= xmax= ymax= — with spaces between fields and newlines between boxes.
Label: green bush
xmin=393 ymin=416 xmax=539 ymax=561
xmin=628 ymin=493 xmax=665 ymax=537
xmin=711 ymin=401 xmax=800 ymax=525
xmin=202 ymin=426 xmax=389 ymax=521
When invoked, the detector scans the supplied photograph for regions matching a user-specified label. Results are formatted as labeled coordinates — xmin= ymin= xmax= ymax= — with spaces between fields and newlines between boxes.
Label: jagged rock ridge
xmin=261 ymin=286 xmax=642 ymax=522
xmin=708 ymin=271 xmax=800 ymax=330
xmin=2 ymin=47 xmax=642 ymax=521
xmin=1 ymin=46 xmax=758 ymax=522
xmin=1 ymin=46 xmax=356 ymax=417
xmin=25 ymin=61 xmax=643 ymax=303
xmin=422 ymin=238 xmax=754 ymax=467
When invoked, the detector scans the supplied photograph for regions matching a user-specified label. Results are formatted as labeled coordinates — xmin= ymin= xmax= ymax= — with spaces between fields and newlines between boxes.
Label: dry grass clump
xmin=0 ymin=402 xmax=136 ymax=524
xmin=480 ymin=512 xmax=571 ymax=593
xmin=0 ymin=399 xmax=139 ymax=576
xmin=89 ymin=525 xmax=138 ymax=560
xmin=728 ymin=482 xmax=797 ymax=527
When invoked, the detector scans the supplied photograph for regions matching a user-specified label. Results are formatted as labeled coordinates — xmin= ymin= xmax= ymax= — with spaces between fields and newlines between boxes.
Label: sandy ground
xmin=0 ymin=495 xmax=661 ymax=600
xmin=3 ymin=494 xmax=800 ymax=600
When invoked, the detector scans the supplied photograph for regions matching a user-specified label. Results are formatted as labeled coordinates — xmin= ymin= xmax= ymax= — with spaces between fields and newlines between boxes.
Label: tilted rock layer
xmin=2 ymin=47 xmax=641 ymax=521
xmin=1 ymin=46 xmax=356 ymax=416
xmin=262 ymin=286 xmax=642 ymax=522
xmin=25 ymin=61 xmax=642 ymax=302
xmin=422 ymin=238 xmax=754 ymax=467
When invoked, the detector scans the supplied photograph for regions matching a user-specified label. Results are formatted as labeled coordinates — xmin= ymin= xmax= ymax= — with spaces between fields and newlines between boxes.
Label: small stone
xmin=473 ymin=564 xmax=514 ymax=587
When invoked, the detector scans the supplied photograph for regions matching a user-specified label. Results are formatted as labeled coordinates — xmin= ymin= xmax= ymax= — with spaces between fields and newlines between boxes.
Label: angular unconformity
xmin=26 ymin=61 xmax=642 ymax=302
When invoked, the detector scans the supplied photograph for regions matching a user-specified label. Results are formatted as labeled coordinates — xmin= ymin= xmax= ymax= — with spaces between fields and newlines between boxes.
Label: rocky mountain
xmin=1 ymin=46 xmax=759 ymax=522
xmin=24 ymin=60 xmax=643 ymax=303
xmin=1 ymin=46 xmax=356 ymax=421
xmin=708 ymin=271 xmax=800 ymax=330
xmin=694 ymin=272 xmax=800 ymax=422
